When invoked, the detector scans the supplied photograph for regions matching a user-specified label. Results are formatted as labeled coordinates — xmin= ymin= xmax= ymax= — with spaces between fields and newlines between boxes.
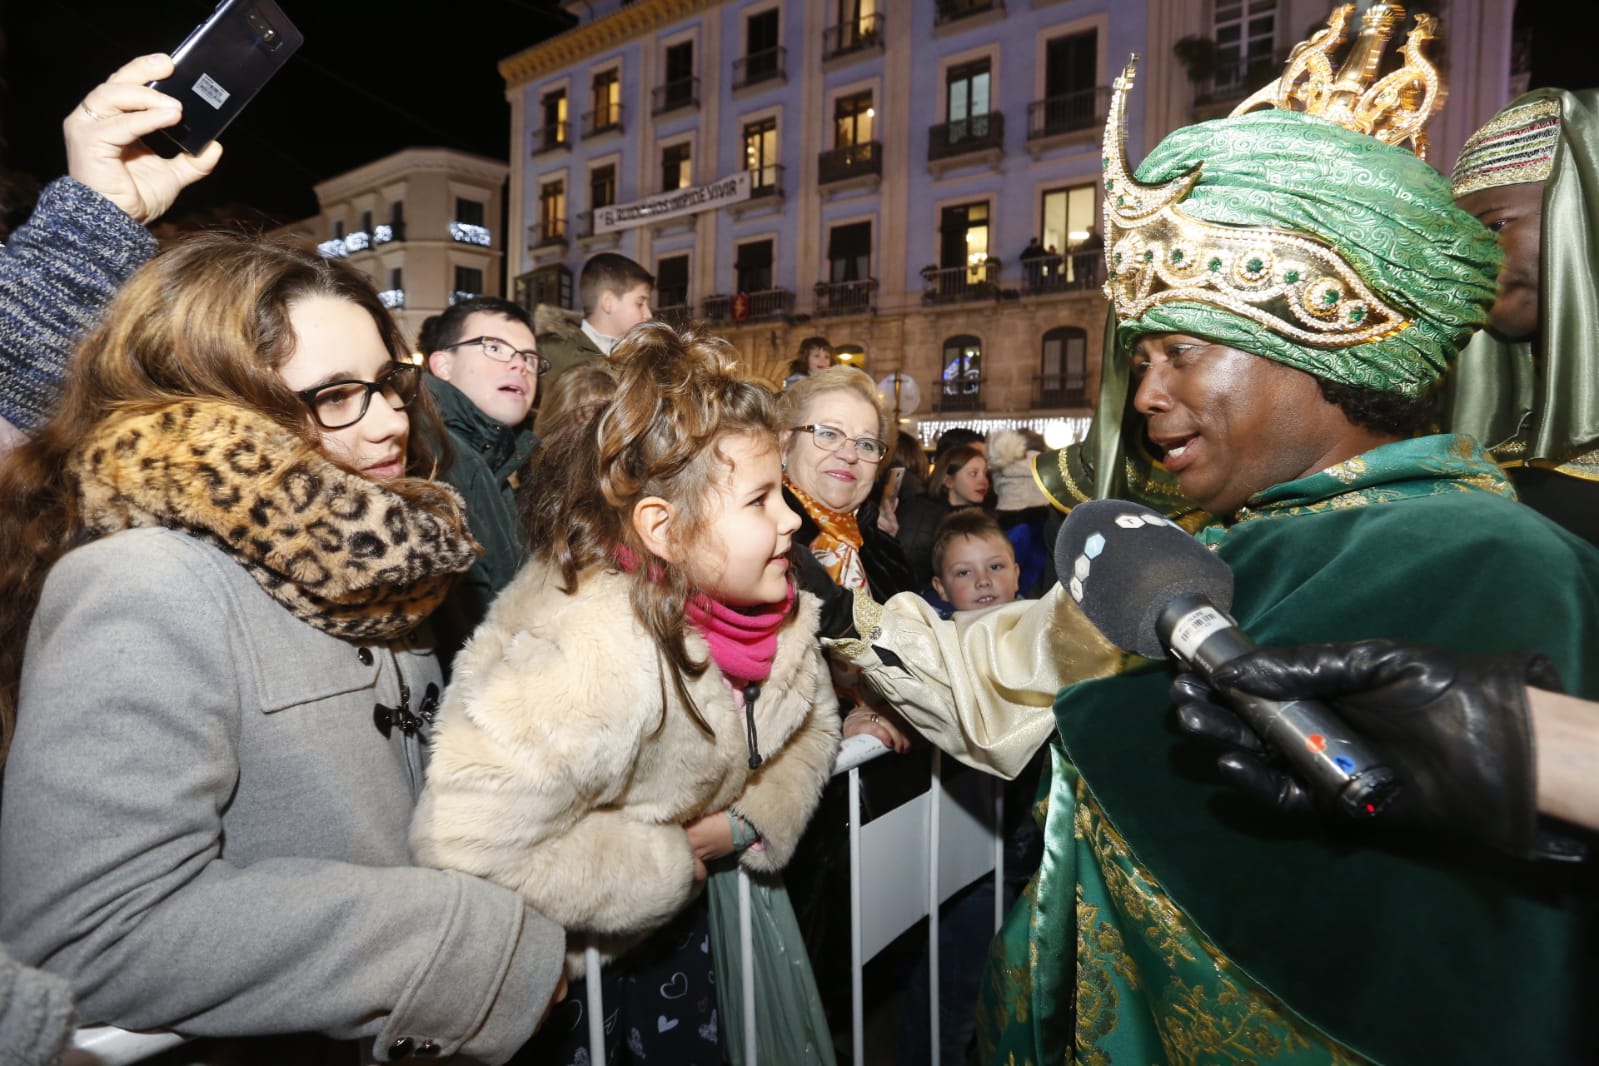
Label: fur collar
xmin=534 ymin=303 xmax=584 ymax=339
xmin=71 ymin=400 xmax=479 ymax=640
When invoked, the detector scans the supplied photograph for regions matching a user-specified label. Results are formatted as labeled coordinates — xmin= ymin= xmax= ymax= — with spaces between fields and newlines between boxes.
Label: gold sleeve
xmin=824 ymin=586 xmax=1125 ymax=779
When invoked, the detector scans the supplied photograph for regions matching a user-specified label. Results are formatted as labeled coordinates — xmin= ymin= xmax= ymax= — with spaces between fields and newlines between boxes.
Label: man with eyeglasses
xmin=417 ymin=296 xmax=547 ymax=662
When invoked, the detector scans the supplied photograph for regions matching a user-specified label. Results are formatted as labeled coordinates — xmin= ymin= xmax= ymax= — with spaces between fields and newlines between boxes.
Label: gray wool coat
xmin=0 ymin=527 xmax=565 ymax=1063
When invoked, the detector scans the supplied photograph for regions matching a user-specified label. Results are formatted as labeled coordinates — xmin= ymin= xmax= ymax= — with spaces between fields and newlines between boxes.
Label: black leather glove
xmin=1172 ymin=639 xmax=1564 ymax=860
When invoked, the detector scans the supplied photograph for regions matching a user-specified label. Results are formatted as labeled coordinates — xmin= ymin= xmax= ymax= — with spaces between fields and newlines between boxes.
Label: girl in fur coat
xmin=411 ymin=324 xmax=841 ymax=1065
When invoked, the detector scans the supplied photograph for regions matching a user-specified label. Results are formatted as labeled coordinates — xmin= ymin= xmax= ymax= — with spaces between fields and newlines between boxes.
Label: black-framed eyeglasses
xmin=296 ymin=362 xmax=422 ymax=431
xmin=440 ymin=336 xmax=551 ymax=376
xmin=791 ymin=424 xmax=889 ymax=462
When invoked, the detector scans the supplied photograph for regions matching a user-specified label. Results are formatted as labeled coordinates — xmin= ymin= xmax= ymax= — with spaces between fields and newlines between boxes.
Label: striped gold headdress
xmin=1451 ymin=97 xmax=1562 ymax=197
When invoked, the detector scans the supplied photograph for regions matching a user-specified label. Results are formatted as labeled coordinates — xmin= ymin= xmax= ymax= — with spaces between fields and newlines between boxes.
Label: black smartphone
xmin=146 ymin=0 xmax=303 ymax=156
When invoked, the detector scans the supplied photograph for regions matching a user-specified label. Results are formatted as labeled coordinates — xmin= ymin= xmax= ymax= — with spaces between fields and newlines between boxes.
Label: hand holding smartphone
xmin=880 ymin=466 xmax=907 ymax=509
xmin=146 ymin=0 xmax=303 ymax=157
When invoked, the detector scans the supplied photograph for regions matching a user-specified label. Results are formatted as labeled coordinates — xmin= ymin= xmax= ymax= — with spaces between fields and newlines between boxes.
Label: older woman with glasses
xmin=777 ymin=365 xmax=916 ymax=747
xmin=0 ymin=235 xmax=566 ymax=1061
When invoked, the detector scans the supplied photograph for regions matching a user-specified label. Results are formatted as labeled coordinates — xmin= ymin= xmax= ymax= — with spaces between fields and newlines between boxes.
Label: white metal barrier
xmin=67 ymin=733 xmax=1006 ymax=1065
xmin=64 ymin=1027 xmax=188 ymax=1066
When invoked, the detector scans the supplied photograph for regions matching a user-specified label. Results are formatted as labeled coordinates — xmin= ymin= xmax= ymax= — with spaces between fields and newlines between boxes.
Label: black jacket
xmin=784 ymin=486 xmax=915 ymax=639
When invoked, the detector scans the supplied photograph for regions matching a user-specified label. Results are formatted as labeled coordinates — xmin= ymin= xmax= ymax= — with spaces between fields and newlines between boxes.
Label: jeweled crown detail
xmin=1232 ymin=2 xmax=1443 ymax=161
xmin=1100 ymin=56 xmax=1414 ymax=348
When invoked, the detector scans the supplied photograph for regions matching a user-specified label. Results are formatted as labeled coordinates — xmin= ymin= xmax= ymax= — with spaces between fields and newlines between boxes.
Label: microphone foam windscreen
xmin=1054 ymin=499 xmax=1234 ymax=659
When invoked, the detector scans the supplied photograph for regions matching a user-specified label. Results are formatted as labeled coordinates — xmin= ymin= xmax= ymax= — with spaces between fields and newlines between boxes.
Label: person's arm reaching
xmin=1174 ymin=639 xmax=1596 ymax=856
xmin=64 ymin=53 xmax=224 ymax=225
xmin=825 ymin=584 xmax=1124 ymax=778
xmin=1525 ymin=687 xmax=1598 ymax=833
xmin=1 ymin=55 xmax=220 ymax=437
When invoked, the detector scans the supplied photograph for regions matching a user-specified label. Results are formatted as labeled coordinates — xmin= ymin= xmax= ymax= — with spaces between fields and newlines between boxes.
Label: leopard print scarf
xmin=70 ymin=400 xmax=480 ymax=640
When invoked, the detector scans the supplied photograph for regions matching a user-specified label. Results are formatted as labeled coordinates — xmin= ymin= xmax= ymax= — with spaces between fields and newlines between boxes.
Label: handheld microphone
xmin=1055 ymin=499 xmax=1400 ymax=819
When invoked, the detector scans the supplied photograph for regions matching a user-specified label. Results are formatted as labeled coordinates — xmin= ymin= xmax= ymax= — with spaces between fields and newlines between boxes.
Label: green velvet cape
xmin=981 ymin=434 xmax=1599 ymax=1066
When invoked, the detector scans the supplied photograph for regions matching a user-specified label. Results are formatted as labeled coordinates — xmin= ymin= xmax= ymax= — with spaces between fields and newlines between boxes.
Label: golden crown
xmin=1232 ymin=2 xmax=1443 ymax=160
xmin=1097 ymin=2 xmax=1449 ymax=347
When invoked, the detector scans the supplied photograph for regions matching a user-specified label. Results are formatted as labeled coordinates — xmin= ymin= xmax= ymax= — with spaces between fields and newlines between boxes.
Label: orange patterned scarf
xmin=784 ymin=476 xmax=868 ymax=591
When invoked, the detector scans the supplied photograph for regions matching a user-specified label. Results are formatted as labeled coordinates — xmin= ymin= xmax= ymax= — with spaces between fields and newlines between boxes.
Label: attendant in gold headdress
xmin=1446 ymin=88 xmax=1599 ymax=546
xmin=973 ymin=6 xmax=1599 ymax=1065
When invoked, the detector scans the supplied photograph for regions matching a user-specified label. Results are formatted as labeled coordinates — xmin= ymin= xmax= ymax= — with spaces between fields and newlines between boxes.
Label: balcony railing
xmin=928 ymin=112 xmax=1004 ymax=162
xmin=531 ymin=121 xmax=570 ymax=155
xmin=1194 ymin=50 xmax=1288 ymax=106
xmin=818 ymin=141 xmax=882 ymax=186
xmin=574 ymin=210 xmax=595 ymax=240
xmin=815 ymin=278 xmax=878 ymax=316
xmin=702 ymin=288 xmax=795 ymax=323
xmin=653 ymin=302 xmax=694 ymax=328
xmin=651 ymin=76 xmax=700 ymax=116
xmin=823 ymin=13 xmax=884 ymax=60
xmin=1019 ymin=250 xmax=1102 ymax=294
xmin=921 ymin=261 xmax=1000 ymax=304
xmin=935 ymin=0 xmax=1002 ymax=26
xmin=582 ymin=104 xmax=623 ymax=137
xmin=936 ymin=372 xmax=984 ymax=412
xmin=372 ymin=221 xmax=405 ymax=245
xmin=527 ymin=218 xmax=567 ymax=251
xmin=748 ymin=163 xmax=784 ymax=199
xmin=377 ymin=289 xmax=406 ymax=310
xmin=520 ymin=264 xmax=573 ymax=311
xmin=732 ymin=46 xmax=786 ymax=89
xmin=1037 ymin=372 xmax=1088 ymax=408
xmin=1026 ymin=86 xmax=1110 ymax=139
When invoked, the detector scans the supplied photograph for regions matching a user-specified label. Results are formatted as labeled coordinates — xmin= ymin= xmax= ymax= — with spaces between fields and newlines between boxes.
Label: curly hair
xmin=522 ymin=322 xmax=784 ymax=735
xmin=0 ymin=233 xmax=450 ymax=768
xmin=1316 ymin=378 xmax=1437 ymax=438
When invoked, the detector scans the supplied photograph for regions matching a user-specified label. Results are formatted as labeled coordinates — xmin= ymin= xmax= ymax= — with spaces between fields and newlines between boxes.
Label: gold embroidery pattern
xmin=1075 ymin=887 xmax=1142 ymax=1066
xmin=827 ymin=584 xmax=884 ymax=661
xmin=1551 ymin=444 xmax=1599 ymax=484
xmin=1323 ymin=456 xmax=1368 ymax=484
xmin=975 ymin=876 xmax=1041 ymax=1066
xmin=1075 ymin=789 xmax=1197 ymax=971
xmin=1073 ymin=781 xmax=1372 ymax=1065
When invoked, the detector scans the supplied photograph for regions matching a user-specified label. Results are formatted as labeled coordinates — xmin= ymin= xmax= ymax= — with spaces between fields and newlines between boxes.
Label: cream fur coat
xmin=410 ymin=560 xmax=840 ymax=973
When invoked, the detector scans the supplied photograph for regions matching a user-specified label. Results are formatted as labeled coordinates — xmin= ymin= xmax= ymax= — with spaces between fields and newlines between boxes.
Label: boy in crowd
xmin=533 ymin=252 xmax=654 ymax=391
xmin=418 ymin=296 xmax=543 ymax=658
xmin=907 ymin=508 xmax=1036 ymax=1066
xmin=928 ymin=509 xmax=1022 ymax=614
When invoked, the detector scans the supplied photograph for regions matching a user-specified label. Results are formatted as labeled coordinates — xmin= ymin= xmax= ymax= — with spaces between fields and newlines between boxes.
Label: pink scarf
xmin=684 ymin=582 xmax=795 ymax=686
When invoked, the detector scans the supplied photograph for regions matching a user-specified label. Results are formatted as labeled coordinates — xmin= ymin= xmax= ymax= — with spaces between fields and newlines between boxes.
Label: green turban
xmin=1117 ymin=110 xmax=1503 ymax=396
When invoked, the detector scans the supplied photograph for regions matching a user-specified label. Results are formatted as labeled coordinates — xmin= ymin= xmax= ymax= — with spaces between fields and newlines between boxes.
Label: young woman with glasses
xmin=0 ymin=234 xmax=567 ymax=1061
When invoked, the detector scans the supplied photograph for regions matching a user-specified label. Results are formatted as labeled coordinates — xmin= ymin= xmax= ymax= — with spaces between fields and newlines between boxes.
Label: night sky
xmin=1 ymin=0 xmax=575 ymax=224
xmin=1 ymin=1 xmax=1587 ymax=227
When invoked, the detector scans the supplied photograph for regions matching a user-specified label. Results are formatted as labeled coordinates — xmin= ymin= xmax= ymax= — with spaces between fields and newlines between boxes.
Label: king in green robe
xmin=985 ymin=434 xmax=1599 ymax=1066
xmin=983 ymin=16 xmax=1599 ymax=1066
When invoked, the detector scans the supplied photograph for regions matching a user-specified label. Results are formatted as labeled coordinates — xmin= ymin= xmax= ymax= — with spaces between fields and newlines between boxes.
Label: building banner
xmin=594 ymin=170 xmax=752 ymax=233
